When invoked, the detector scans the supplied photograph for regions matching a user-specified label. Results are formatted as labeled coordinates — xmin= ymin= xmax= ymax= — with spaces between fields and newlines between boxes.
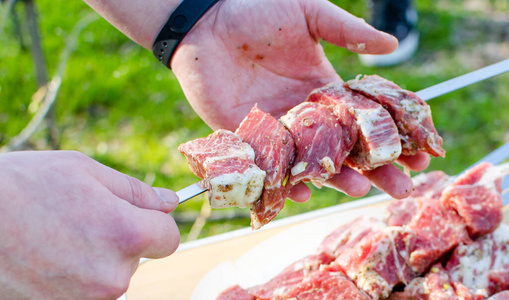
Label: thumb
xmin=88 ymin=160 xmax=179 ymax=213
xmin=303 ymin=0 xmax=398 ymax=54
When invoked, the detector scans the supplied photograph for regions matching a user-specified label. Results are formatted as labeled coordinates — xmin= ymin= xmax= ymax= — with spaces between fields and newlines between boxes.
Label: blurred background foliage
xmin=1 ymin=0 xmax=508 ymax=242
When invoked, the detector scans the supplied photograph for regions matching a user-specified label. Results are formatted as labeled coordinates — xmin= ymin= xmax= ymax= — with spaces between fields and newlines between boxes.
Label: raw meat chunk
xmin=410 ymin=170 xmax=451 ymax=199
xmin=236 ymin=106 xmax=296 ymax=229
xmin=446 ymin=225 xmax=509 ymax=298
xmin=405 ymin=197 xmax=470 ymax=274
xmin=345 ymin=74 xmax=445 ymax=157
xmin=281 ymin=263 xmax=371 ymax=300
xmin=336 ymin=226 xmax=417 ymax=299
xmin=317 ymin=216 xmax=386 ymax=257
xmin=279 ymin=102 xmax=348 ymax=185
xmin=385 ymin=196 xmax=470 ymax=274
xmin=178 ymin=129 xmax=265 ymax=208
xmin=384 ymin=198 xmax=419 ymax=227
xmin=247 ymin=252 xmax=335 ymax=299
xmin=307 ymin=83 xmax=401 ymax=170
xmin=441 ymin=162 xmax=504 ymax=238
xmin=384 ymin=171 xmax=452 ymax=227
xmin=388 ymin=264 xmax=474 ymax=300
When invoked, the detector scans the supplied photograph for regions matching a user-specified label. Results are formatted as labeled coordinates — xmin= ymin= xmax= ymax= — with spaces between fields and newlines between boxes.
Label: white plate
xmin=191 ymin=197 xmax=390 ymax=300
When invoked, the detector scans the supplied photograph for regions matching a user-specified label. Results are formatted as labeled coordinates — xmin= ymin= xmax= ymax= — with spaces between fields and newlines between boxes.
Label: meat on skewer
xmin=179 ymin=74 xmax=446 ymax=230
xmin=307 ymin=83 xmax=401 ymax=170
xmin=345 ymin=75 xmax=445 ymax=157
xmin=279 ymin=102 xmax=351 ymax=185
xmin=178 ymin=130 xmax=266 ymax=209
xmin=236 ymin=106 xmax=296 ymax=229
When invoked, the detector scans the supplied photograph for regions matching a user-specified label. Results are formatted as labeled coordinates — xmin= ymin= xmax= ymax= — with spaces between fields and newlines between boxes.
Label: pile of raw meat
xmin=179 ymin=75 xmax=445 ymax=229
xmin=216 ymin=162 xmax=508 ymax=300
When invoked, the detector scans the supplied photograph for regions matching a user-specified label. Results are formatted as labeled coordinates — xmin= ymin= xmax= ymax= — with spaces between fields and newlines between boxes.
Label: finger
xmin=288 ymin=182 xmax=312 ymax=203
xmin=303 ymin=0 xmax=398 ymax=54
xmin=154 ymin=187 xmax=179 ymax=213
xmin=361 ymin=164 xmax=413 ymax=199
xmin=323 ymin=165 xmax=371 ymax=197
xmin=129 ymin=209 xmax=180 ymax=259
xmin=396 ymin=152 xmax=431 ymax=172
xmin=85 ymin=156 xmax=178 ymax=212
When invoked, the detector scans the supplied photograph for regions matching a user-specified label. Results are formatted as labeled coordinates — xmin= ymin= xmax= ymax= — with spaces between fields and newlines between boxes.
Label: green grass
xmin=1 ymin=0 xmax=508 ymax=242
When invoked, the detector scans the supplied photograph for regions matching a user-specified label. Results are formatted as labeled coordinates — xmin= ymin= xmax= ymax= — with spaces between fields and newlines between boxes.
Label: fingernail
xmin=153 ymin=187 xmax=178 ymax=206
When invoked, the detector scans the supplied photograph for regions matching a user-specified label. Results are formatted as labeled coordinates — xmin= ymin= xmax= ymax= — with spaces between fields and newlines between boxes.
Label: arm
xmin=0 ymin=151 xmax=180 ymax=299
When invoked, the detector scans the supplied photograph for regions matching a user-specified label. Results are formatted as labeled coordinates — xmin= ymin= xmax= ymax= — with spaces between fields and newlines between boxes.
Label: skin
xmin=0 ymin=151 xmax=180 ymax=299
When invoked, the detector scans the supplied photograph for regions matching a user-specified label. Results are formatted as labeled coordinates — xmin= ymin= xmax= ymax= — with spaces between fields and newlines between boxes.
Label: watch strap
xmin=152 ymin=0 xmax=220 ymax=69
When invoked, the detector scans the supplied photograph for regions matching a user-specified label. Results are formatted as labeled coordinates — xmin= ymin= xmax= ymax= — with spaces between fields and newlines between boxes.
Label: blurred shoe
xmin=359 ymin=0 xmax=419 ymax=67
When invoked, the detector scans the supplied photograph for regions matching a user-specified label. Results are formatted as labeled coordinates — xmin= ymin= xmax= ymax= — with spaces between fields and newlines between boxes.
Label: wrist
xmin=152 ymin=0 xmax=221 ymax=69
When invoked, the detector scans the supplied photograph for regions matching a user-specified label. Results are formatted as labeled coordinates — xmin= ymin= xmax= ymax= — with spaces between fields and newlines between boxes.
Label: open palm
xmin=172 ymin=0 xmax=397 ymax=130
xmin=171 ymin=0 xmax=428 ymax=199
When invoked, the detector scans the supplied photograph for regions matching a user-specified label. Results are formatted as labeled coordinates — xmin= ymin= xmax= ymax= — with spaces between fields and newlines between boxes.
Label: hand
xmin=0 ymin=151 xmax=180 ymax=299
xmin=171 ymin=0 xmax=427 ymax=199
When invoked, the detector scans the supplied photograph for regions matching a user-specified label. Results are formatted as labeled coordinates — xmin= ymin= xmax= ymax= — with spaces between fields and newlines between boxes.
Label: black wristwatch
xmin=152 ymin=0 xmax=221 ymax=69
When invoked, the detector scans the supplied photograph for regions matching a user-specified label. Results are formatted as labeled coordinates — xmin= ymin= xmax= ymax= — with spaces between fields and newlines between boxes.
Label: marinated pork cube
xmin=385 ymin=197 xmax=470 ymax=273
xmin=345 ymin=74 xmax=445 ymax=157
xmin=247 ymin=252 xmax=335 ymax=299
xmin=307 ymin=83 xmax=401 ymax=170
xmin=385 ymin=197 xmax=419 ymax=227
xmin=282 ymin=263 xmax=371 ymax=300
xmin=279 ymin=102 xmax=348 ymax=185
xmin=410 ymin=170 xmax=451 ymax=199
xmin=336 ymin=226 xmax=417 ymax=299
xmin=384 ymin=171 xmax=453 ymax=227
xmin=236 ymin=106 xmax=296 ymax=229
xmin=446 ymin=225 xmax=509 ymax=298
xmin=178 ymin=129 xmax=265 ymax=209
xmin=317 ymin=216 xmax=386 ymax=257
xmin=405 ymin=197 xmax=470 ymax=274
xmin=388 ymin=264 xmax=474 ymax=300
xmin=441 ymin=162 xmax=504 ymax=238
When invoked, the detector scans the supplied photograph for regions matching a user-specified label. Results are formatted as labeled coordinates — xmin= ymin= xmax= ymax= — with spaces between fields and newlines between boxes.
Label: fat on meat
xmin=178 ymin=129 xmax=266 ymax=209
xmin=345 ymin=74 xmax=445 ymax=157
xmin=441 ymin=162 xmax=504 ymax=238
xmin=307 ymin=83 xmax=401 ymax=170
xmin=236 ymin=106 xmax=296 ymax=229
xmin=446 ymin=224 xmax=509 ymax=298
xmin=279 ymin=102 xmax=349 ymax=185
xmin=388 ymin=264 xmax=474 ymax=300
xmin=336 ymin=226 xmax=417 ymax=299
